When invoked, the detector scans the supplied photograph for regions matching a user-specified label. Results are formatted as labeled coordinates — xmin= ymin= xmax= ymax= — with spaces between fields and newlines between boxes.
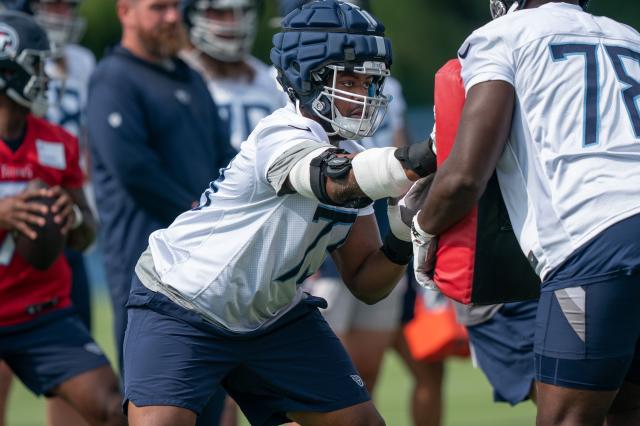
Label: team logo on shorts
xmin=0 ymin=24 xmax=18 ymax=59
xmin=83 ymin=342 xmax=104 ymax=356
xmin=350 ymin=374 xmax=364 ymax=387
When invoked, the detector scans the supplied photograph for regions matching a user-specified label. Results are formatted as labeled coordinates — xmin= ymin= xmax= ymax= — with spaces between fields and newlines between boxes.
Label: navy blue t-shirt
xmin=88 ymin=45 xmax=233 ymax=290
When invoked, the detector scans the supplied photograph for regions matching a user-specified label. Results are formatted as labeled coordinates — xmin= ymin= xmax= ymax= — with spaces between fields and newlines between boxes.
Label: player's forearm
xmin=288 ymin=141 xmax=435 ymax=208
xmin=66 ymin=190 xmax=97 ymax=251
xmin=417 ymin=169 xmax=484 ymax=235
xmin=67 ymin=212 xmax=96 ymax=251
xmin=344 ymin=250 xmax=406 ymax=305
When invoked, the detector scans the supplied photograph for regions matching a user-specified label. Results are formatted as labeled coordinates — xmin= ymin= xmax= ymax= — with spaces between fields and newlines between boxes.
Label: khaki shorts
xmin=304 ymin=276 xmax=407 ymax=334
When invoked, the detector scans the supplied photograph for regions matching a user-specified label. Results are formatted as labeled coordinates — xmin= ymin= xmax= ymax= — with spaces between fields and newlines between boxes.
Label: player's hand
xmin=48 ymin=186 xmax=75 ymax=235
xmin=0 ymin=188 xmax=50 ymax=240
xmin=388 ymin=174 xmax=434 ymax=242
xmin=411 ymin=213 xmax=438 ymax=290
xmin=399 ymin=174 xmax=434 ymax=226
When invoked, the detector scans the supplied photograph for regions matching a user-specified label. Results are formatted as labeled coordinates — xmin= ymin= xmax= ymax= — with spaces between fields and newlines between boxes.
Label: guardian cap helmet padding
xmin=0 ymin=10 xmax=50 ymax=115
xmin=270 ymin=0 xmax=392 ymax=140
xmin=278 ymin=0 xmax=370 ymax=17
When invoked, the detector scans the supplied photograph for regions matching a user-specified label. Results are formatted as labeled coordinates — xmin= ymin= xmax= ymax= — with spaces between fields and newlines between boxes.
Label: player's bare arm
xmin=332 ymin=214 xmax=406 ymax=304
xmin=48 ymin=186 xmax=96 ymax=250
xmin=417 ymin=80 xmax=515 ymax=235
xmin=0 ymin=187 xmax=50 ymax=240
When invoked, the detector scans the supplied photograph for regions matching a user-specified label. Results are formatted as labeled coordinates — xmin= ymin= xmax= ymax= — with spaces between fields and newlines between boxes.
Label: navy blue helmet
xmin=0 ymin=10 xmax=50 ymax=114
xmin=490 ymin=0 xmax=589 ymax=19
xmin=278 ymin=0 xmax=371 ymax=17
xmin=271 ymin=0 xmax=392 ymax=139
xmin=181 ymin=0 xmax=262 ymax=62
xmin=0 ymin=0 xmax=85 ymax=53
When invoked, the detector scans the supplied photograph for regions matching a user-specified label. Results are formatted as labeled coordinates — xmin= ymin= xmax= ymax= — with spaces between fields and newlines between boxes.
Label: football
xmin=14 ymin=194 xmax=66 ymax=271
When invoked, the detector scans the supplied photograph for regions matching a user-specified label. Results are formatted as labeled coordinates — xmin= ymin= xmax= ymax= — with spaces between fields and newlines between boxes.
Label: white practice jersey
xmin=460 ymin=3 xmax=640 ymax=279
xmin=142 ymin=104 xmax=374 ymax=333
xmin=45 ymin=44 xmax=95 ymax=138
xmin=183 ymin=53 xmax=287 ymax=151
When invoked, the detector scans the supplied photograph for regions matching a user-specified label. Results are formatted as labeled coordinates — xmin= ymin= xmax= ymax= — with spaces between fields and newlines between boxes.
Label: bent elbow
xmin=350 ymin=286 xmax=389 ymax=306
xmin=446 ymin=173 xmax=486 ymax=200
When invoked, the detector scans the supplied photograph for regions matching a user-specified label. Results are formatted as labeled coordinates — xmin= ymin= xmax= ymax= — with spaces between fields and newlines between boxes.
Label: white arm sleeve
xmin=287 ymin=147 xmax=332 ymax=199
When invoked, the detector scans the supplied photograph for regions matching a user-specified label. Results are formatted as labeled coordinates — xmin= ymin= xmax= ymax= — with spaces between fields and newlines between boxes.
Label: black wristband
xmin=381 ymin=233 xmax=413 ymax=265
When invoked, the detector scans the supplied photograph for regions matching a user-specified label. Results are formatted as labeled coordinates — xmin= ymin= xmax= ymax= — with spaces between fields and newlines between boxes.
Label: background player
xmin=0 ymin=11 xmax=125 ymax=426
xmin=180 ymin=0 xmax=286 ymax=152
xmin=0 ymin=1 xmax=97 ymax=425
xmin=412 ymin=0 xmax=640 ymax=424
xmin=123 ymin=1 xmax=435 ymax=424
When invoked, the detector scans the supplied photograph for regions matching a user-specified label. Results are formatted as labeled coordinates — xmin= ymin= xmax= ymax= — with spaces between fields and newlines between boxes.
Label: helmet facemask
xmin=189 ymin=0 xmax=257 ymax=62
xmin=31 ymin=0 xmax=85 ymax=55
xmin=489 ymin=0 xmax=521 ymax=19
xmin=309 ymin=61 xmax=390 ymax=140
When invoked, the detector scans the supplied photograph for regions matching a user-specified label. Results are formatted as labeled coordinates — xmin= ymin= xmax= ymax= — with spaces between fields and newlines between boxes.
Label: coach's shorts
xmin=467 ymin=301 xmax=537 ymax=405
xmin=535 ymin=274 xmax=640 ymax=390
xmin=124 ymin=277 xmax=370 ymax=426
xmin=0 ymin=309 xmax=109 ymax=396
xmin=305 ymin=276 xmax=406 ymax=334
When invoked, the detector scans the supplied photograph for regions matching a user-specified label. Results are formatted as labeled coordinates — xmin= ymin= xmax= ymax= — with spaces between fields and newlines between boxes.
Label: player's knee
xmin=360 ymin=413 xmax=386 ymax=426
xmin=93 ymin=394 xmax=126 ymax=426
xmin=352 ymin=406 xmax=385 ymax=426
xmin=89 ymin=382 xmax=127 ymax=426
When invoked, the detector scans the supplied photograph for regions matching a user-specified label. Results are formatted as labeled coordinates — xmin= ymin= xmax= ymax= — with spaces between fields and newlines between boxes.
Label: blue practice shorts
xmin=535 ymin=274 xmax=640 ymax=390
xmin=0 ymin=309 xmax=109 ymax=396
xmin=123 ymin=277 xmax=370 ymax=426
xmin=534 ymin=214 xmax=640 ymax=391
xmin=467 ymin=301 xmax=537 ymax=405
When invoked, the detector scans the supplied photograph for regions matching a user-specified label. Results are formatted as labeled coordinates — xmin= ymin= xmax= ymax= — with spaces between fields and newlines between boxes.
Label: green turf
xmin=7 ymin=295 xmax=536 ymax=425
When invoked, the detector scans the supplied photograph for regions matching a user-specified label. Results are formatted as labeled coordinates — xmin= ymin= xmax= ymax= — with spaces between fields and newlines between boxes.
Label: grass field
xmin=6 ymin=294 xmax=536 ymax=425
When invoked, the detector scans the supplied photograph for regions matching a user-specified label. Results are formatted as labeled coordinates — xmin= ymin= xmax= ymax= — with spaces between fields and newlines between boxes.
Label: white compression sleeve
xmin=351 ymin=147 xmax=412 ymax=200
xmin=287 ymin=147 xmax=331 ymax=200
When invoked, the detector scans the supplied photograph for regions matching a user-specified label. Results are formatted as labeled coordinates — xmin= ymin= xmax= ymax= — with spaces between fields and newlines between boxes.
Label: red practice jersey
xmin=0 ymin=114 xmax=83 ymax=327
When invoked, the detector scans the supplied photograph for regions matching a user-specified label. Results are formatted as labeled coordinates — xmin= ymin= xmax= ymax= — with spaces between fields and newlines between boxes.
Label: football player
xmin=413 ymin=0 xmax=640 ymax=424
xmin=123 ymin=1 xmax=435 ymax=425
xmin=0 ymin=11 xmax=125 ymax=426
xmin=180 ymin=0 xmax=287 ymax=152
xmin=0 ymin=1 xmax=96 ymax=424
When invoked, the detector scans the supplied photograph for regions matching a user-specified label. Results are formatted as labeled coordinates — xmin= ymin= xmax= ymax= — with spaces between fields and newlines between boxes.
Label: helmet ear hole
xmin=312 ymin=96 xmax=331 ymax=116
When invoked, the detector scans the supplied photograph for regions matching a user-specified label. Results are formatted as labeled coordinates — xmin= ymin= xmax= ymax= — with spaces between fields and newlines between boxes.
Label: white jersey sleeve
xmin=459 ymin=3 xmax=640 ymax=278
xmin=459 ymin=24 xmax=515 ymax=92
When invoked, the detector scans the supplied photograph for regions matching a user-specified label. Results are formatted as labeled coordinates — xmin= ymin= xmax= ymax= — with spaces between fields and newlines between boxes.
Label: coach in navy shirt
xmin=87 ymin=0 xmax=232 ymax=375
